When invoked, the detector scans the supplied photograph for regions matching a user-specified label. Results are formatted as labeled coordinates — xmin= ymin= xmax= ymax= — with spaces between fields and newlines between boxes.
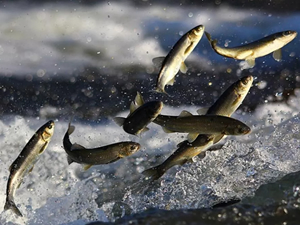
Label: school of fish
xmin=3 ymin=23 xmax=297 ymax=217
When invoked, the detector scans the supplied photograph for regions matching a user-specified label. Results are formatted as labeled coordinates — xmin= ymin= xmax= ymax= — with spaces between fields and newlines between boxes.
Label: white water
xmin=0 ymin=91 xmax=300 ymax=224
xmin=0 ymin=1 xmax=300 ymax=224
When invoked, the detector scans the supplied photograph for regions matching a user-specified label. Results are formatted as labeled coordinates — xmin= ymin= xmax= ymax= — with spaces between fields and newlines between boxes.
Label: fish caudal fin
xmin=142 ymin=166 xmax=165 ymax=182
xmin=205 ymin=31 xmax=217 ymax=48
xmin=4 ymin=198 xmax=23 ymax=217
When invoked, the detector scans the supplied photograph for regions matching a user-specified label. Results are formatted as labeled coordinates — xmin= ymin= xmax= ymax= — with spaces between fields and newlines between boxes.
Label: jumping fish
xmin=142 ymin=76 xmax=253 ymax=180
xmin=142 ymin=134 xmax=214 ymax=181
xmin=205 ymin=30 xmax=297 ymax=67
xmin=154 ymin=25 xmax=205 ymax=94
xmin=4 ymin=120 xmax=55 ymax=217
xmin=153 ymin=112 xmax=251 ymax=142
xmin=63 ymin=122 xmax=141 ymax=170
xmin=114 ymin=92 xmax=163 ymax=135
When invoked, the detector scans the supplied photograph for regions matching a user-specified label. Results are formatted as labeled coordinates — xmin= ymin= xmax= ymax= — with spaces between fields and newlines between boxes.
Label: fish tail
xmin=4 ymin=198 xmax=23 ymax=217
xmin=204 ymin=31 xmax=217 ymax=48
xmin=151 ymin=87 xmax=170 ymax=97
xmin=142 ymin=166 xmax=165 ymax=181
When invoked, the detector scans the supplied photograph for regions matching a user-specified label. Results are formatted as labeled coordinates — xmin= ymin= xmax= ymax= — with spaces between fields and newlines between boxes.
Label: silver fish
xmin=142 ymin=135 xmax=214 ymax=181
xmin=142 ymin=76 xmax=253 ymax=180
xmin=154 ymin=25 xmax=205 ymax=94
xmin=63 ymin=122 xmax=141 ymax=170
xmin=4 ymin=120 xmax=55 ymax=217
xmin=153 ymin=111 xmax=251 ymax=142
xmin=205 ymin=30 xmax=297 ymax=67
xmin=114 ymin=92 xmax=163 ymax=135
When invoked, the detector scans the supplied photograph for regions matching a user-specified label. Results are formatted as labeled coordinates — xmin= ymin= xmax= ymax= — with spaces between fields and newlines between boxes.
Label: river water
xmin=0 ymin=1 xmax=300 ymax=224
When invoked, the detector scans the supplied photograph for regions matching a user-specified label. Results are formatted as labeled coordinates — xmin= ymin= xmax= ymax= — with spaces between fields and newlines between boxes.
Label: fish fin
xmin=162 ymin=127 xmax=173 ymax=133
xmin=152 ymin=56 xmax=165 ymax=69
xmin=140 ymin=126 xmax=150 ymax=134
xmin=205 ymin=31 xmax=217 ymax=47
xmin=187 ymin=133 xmax=199 ymax=142
xmin=113 ymin=117 xmax=125 ymax=126
xmin=245 ymin=58 xmax=255 ymax=68
xmin=142 ymin=166 xmax=164 ymax=181
xmin=28 ymin=165 xmax=34 ymax=173
xmin=197 ymin=151 xmax=207 ymax=159
xmin=71 ymin=143 xmax=86 ymax=151
xmin=179 ymin=62 xmax=188 ymax=74
xmin=4 ymin=198 xmax=23 ymax=217
xmin=67 ymin=156 xmax=74 ymax=165
xmin=197 ymin=107 xmax=208 ymax=115
xmin=177 ymin=140 xmax=189 ymax=147
xmin=83 ymin=164 xmax=93 ymax=171
xmin=213 ymin=134 xmax=225 ymax=144
xmin=178 ymin=110 xmax=193 ymax=117
xmin=167 ymin=77 xmax=175 ymax=86
xmin=152 ymin=87 xmax=170 ymax=96
xmin=134 ymin=91 xmax=144 ymax=106
xmin=67 ymin=116 xmax=76 ymax=135
xmin=130 ymin=102 xmax=139 ymax=114
xmin=273 ymin=48 xmax=282 ymax=62
xmin=207 ymin=143 xmax=224 ymax=151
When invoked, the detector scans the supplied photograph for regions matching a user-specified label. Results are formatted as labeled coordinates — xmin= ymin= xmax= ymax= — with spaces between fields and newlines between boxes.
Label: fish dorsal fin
xmin=167 ymin=77 xmax=176 ymax=86
xmin=197 ymin=107 xmax=208 ymax=115
xmin=179 ymin=62 xmax=188 ymax=74
xmin=152 ymin=56 xmax=165 ymax=69
xmin=67 ymin=156 xmax=74 ymax=165
xmin=245 ymin=58 xmax=255 ymax=68
xmin=83 ymin=164 xmax=93 ymax=171
xmin=178 ymin=110 xmax=193 ymax=117
xmin=70 ymin=143 xmax=86 ymax=151
xmin=134 ymin=92 xmax=144 ymax=106
xmin=273 ymin=49 xmax=282 ymax=62
xmin=113 ymin=117 xmax=125 ymax=126
xmin=130 ymin=102 xmax=139 ymax=114
xmin=187 ymin=133 xmax=199 ymax=142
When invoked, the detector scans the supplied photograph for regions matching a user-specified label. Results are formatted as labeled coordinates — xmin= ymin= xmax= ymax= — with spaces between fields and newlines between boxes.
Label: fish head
xmin=41 ymin=120 xmax=55 ymax=141
xmin=277 ymin=30 xmax=297 ymax=44
xmin=191 ymin=25 xmax=205 ymax=37
xmin=234 ymin=124 xmax=251 ymax=135
xmin=235 ymin=75 xmax=253 ymax=97
xmin=119 ymin=142 xmax=141 ymax=157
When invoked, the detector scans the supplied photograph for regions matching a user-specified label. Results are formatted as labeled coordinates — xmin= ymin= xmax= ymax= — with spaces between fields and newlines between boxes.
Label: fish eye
xmin=48 ymin=124 xmax=53 ymax=129
xmin=283 ymin=31 xmax=292 ymax=36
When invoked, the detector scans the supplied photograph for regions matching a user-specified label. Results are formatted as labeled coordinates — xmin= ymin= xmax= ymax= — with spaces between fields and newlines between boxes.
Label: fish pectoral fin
xmin=273 ymin=48 xmax=282 ymax=62
xmin=245 ymin=58 xmax=256 ymax=68
xmin=167 ymin=77 xmax=176 ymax=86
xmin=71 ymin=143 xmax=86 ymax=151
xmin=162 ymin=127 xmax=173 ymax=133
xmin=197 ymin=107 xmax=208 ymax=115
xmin=178 ymin=110 xmax=193 ymax=117
xmin=187 ymin=133 xmax=199 ymax=142
xmin=67 ymin=156 xmax=74 ymax=165
xmin=179 ymin=62 xmax=188 ymax=74
xmin=83 ymin=164 xmax=93 ymax=171
xmin=197 ymin=151 xmax=207 ymax=159
xmin=140 ymin=126 xmax=150 ymax=134
xmin=113 ymin=117 xmax=125 ymax=126
xmin=152 ymin=56 xmax=165 ymax=69
xmin=28 ymin=165 xmax=34 ymax=173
